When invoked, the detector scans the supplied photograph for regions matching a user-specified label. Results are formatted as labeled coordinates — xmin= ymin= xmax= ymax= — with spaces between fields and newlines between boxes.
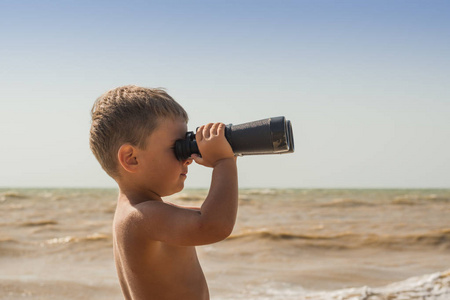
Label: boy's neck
xmin=117 ymin=184 xmax=163 ymax=205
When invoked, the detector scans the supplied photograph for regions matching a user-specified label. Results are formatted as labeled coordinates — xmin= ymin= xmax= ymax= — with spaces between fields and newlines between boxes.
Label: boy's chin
xmin=176 ymin=183 xmax=185 ymax=193
xmin=163 ymin=184 xmax=184 ymax=197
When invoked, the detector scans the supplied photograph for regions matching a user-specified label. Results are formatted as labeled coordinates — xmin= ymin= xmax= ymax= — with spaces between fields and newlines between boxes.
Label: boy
xmin=89 ymin=85 xmax=238 ymax=300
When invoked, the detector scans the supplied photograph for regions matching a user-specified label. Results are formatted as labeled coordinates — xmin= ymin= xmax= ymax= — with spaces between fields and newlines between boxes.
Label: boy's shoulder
xmin=113 ymin=197 xmax=211 ymax=247
xmin=113 ymin=202 xmax=138 ymax=236
xmin=113 ymin=199 xmax=168 ymax=237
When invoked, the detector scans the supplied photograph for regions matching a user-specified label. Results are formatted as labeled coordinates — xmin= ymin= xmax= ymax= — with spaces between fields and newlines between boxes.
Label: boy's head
xmin=90 ymin=85 xmax=188 ymax=179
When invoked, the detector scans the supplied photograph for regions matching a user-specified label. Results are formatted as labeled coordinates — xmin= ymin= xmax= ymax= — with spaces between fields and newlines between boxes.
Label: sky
xmin=1 ymin=0 xmax=449 ymax=189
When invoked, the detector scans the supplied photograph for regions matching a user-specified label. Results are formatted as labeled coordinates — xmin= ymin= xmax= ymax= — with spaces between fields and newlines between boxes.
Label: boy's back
xmin=113 ymin=199 xmax=209 ymax=300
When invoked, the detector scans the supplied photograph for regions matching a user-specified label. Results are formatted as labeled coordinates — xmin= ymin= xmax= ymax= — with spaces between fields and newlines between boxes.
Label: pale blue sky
xmin=1 ymin=0 xmax=449 ymax=188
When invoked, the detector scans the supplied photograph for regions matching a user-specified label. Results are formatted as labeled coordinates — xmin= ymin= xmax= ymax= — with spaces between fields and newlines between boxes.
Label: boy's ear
xmin=117 ymin=144 xmax=139 ymax=173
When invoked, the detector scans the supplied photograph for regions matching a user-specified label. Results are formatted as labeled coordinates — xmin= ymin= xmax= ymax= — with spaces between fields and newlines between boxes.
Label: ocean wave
xmin=20 ymin=220 xmax=58 ymax=227
xmin=0 ymin=236 xmax=18 ymax=243
xmin=0 ymin=236 xmax=33 ymax=257
xmin=241 ymin=189 xmax=279 ymax=196
xmin=304 ymin=269 xmax=450 ymax=300
xmin=320 ymin=198 xmax=374 ymax=207
xmin=170 ymin=192 xmax=206 ymax=202
xmin=227 ymin=229 xmax=450 ymax=249
xmin=174 ymin=195 xmax=205 ymax=201
xmin=392 ymin=194 xmax=450 ymax=205
xmin=44 ymin=233 xmax=110 ymax=245
xmin=0 ymin=191 xmax=28 ymax=201
xmin=215 ymin=269 xmax=450 ymax=300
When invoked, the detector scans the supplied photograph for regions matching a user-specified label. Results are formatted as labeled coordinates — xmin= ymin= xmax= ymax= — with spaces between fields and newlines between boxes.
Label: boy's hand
xmin=192 ymin=123 xmax=235 ymax=168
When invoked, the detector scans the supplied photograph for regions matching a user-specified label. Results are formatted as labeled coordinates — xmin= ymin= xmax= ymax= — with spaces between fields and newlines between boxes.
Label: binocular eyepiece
xmin=174 ymin=116 xmax=294 ymax=161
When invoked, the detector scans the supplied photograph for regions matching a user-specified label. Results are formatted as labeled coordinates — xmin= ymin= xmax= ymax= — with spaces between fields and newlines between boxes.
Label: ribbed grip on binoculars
xmin=174 ymin=116 xmax=294 ymax=161
xmin=174 ymin=132 xmax=198 ymax=161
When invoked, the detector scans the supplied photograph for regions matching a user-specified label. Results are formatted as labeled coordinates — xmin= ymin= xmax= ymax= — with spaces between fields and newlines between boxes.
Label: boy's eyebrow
xmin=171 ymin=135 xmax=181 ymax=143
xmin=174 ymin=132 xmax=187 ymax=141
xmin=169 ymin=136 xmax=182 ymax=145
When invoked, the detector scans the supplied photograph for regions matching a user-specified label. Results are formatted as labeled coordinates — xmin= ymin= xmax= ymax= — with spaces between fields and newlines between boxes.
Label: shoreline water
xmin=1 ymin=188 xmax=449 ymax=299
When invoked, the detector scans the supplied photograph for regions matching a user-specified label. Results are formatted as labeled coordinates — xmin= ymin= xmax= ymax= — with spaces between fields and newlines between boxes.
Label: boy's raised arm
xmin=193 ymin=122 xmax=238 ymax=240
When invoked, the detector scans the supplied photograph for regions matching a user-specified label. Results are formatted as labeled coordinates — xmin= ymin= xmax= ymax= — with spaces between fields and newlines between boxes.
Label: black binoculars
xmin=174 ymin=116 xmax=294 ymax=161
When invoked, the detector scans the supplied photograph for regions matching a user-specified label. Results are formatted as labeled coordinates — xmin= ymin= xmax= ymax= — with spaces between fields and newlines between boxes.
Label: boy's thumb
xmin=191 ymin=154 xmax=203 ymax=165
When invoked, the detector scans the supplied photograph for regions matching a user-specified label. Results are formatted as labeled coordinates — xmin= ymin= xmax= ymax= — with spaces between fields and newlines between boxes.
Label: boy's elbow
xmin=212 ymin=226 xmax=233 ymax=243
xmin=218 ymin=223 xmax=234 ymax=240
xmin=200 ymin=221 xmax=234 ymax=243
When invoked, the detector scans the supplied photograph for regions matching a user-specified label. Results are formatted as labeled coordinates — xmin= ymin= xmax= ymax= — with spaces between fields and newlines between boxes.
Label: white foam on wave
xmin=44 ymin=233 xmax=110 ymax=245
xmin=306 ymin=269 xmax=450 ymax=300
xmin=214 ymin=269 xmax=450 ymax=300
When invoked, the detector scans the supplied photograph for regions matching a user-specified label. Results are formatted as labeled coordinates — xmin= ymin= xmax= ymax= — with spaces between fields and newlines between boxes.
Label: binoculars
xmin=174 ymin=116 xmax=294 ymax=161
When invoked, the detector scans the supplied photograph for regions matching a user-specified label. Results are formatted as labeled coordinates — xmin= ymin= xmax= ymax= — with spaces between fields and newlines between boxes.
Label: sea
xmin=1 ymin=188 xmax=449 ymax=299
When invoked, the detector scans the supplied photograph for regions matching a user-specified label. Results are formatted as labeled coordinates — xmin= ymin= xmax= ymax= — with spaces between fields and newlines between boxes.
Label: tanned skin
xmin=113 ymin=118 xmax=238 ymax=300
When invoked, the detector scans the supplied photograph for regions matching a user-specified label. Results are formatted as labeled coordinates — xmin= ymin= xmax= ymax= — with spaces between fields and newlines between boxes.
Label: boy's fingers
xmin=216 ymin=123 xmax=225 ymax=136
xmin=196 ymin=125 xmax=204 ymax=141
xmin=211 ymin=123 xmax=222 ymax=136
xmin=202 ymin=123 xmax=214 ymax=139
xmin=191 ymin=154 xmax=204 ymax=165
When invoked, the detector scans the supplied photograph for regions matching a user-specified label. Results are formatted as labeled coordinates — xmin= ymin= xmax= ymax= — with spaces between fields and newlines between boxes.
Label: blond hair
xmin=90 ymin=85 xmax=188 ymax=178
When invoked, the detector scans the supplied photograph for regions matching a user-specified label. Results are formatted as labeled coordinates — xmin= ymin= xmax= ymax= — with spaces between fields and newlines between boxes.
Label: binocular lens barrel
xmin=174 ymin=116 xmax=294 ymax=161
